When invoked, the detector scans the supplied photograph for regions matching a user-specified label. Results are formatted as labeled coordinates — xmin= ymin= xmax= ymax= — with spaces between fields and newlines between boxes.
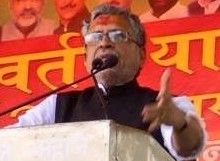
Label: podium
xmin=0 ymin=120 xmax=174 ymax=161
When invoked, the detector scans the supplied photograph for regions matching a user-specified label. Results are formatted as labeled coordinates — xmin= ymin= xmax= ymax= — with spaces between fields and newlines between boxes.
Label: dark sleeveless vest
xmin=55 ymin=81 xmax=172 ymax=157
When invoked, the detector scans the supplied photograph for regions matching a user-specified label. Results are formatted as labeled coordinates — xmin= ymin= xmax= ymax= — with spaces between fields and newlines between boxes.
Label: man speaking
xmin=7 ymin=4 xmax=205 ymax=161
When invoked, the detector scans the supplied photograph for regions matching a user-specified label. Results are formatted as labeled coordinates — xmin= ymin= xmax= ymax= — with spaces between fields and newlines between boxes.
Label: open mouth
xmin=93 ymin=53 xmax=118 ymax=71
xmin=21 ymin=14 xmax=35 ymax=19
xmin=21 ymin=11 xmax=35 ymax=19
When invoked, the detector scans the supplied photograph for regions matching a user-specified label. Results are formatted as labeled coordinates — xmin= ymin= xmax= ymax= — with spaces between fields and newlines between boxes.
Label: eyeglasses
xmin=84 ymin=29 xmax=139 ymax=46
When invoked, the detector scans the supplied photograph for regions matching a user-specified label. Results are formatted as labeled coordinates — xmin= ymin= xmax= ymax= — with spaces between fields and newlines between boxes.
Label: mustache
xmin=60 ymin=3 xmax=75 ymax=10
xmin=20 ymin=9 xmax=37 ymax=17
xmin=94 ymin=47 xmax=118 ymax=58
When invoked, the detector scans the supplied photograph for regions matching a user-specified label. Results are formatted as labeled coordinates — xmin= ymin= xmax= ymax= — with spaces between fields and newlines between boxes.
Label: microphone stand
xmin=0 ymin=71 xmax=99 ymax=117
xmin=91 ymin=69 xmax=108 ymax=119
xmin=89 ymin=54 xmax=118 ymax=120
xmin=0 ymin=54 xmax=118 ymax=118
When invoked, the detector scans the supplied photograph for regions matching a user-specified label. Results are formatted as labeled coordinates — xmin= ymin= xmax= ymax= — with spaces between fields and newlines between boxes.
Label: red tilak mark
xmin=94 ymin=15 xmax=112 ymax=25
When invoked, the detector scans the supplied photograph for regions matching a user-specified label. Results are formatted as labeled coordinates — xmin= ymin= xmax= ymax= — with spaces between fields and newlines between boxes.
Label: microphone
xmin=91 ymin=54 xmax=118 ymax=119
xmin=92 ymin=54 xmax=118 ymax=71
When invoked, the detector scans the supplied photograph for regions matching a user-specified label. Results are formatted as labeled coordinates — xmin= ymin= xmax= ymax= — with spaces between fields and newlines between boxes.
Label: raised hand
xmin=141 ymin=68 xmax=184 ymax=132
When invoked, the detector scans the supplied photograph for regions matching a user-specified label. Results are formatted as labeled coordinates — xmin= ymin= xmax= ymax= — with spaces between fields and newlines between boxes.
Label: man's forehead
xmin=90 ymin=14 xmax=130 ymax=31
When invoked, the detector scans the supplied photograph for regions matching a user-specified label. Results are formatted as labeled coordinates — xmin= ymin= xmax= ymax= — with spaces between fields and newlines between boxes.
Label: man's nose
xmin=99 ymin=35 xmax=113 ymax=48
xmin=24 ymin=0 xmax=33 ymax=9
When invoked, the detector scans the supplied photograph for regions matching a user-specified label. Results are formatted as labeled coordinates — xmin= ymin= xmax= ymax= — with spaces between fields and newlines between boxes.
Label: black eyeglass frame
xmin=84 ymin=29 xmax=141 ymax=47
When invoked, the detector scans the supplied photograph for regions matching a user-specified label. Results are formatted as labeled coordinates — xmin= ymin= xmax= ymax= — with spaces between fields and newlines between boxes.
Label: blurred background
xmin=0 ymin=0 xmax=195 ymax=25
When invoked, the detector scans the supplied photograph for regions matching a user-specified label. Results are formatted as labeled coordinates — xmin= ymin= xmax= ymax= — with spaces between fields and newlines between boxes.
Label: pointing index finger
xmin=156 ymin=68 xmax=171 ymax=101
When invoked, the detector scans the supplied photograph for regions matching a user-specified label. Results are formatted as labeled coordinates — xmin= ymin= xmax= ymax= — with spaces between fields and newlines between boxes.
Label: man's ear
xmin=84 ymin=57 xmax=90 ymax=73
xmin=83 ymin=46 xmax=87 ymax=67
xmin=83 ymin=45 xmax=90 ymax=72
xmin=139 ymin=47 xmax=146 ymax=68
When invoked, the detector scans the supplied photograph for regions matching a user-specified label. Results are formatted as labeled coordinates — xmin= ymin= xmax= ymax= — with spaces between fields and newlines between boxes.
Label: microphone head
xmin=92 ymin=58 xmax=103 ymax=71
xmin=92 ymin=54 xmax=118 ymax=71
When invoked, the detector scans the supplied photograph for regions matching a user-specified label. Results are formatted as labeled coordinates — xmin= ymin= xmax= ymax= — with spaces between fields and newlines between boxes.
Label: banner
xmin=0 ymin=0 xmax=220 ymax=160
